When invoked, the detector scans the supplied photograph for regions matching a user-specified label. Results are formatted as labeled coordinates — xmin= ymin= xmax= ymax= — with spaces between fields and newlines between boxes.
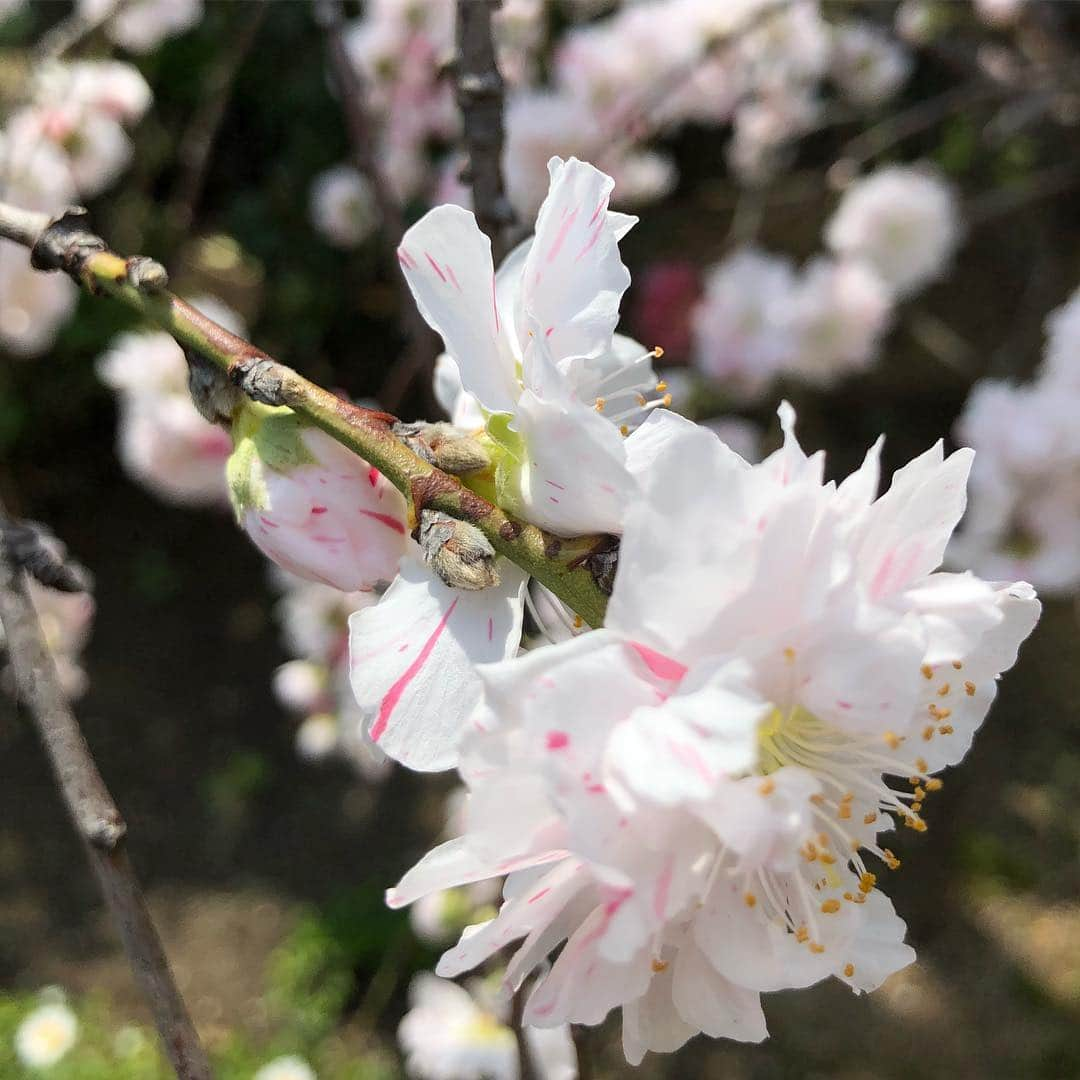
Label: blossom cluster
xmin=690 ymin=163 xmax=959 ymax=399
xmin=951 ymin=284 xmax=1080 ymax=594
xmin=311 ymin=0 xmax=917 ymax=246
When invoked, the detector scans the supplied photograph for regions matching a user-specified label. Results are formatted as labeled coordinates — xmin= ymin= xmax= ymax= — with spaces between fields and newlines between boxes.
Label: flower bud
xmin=227 ymin=404 xmax=409 ymax=592
xmin=418 ymin=510 xmax=499 ymax=591
xmin=271 ymin=659 xmax=327 ymax=714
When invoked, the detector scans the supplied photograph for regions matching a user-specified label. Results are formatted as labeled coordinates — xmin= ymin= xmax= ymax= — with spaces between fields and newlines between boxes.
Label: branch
xmin=0 ymin=202 xmax=612 ymax=628
xmin=455 ymin=0 xmax=513 ymax=264
xmin=314 ymin=0 xmax=441 ymax=415
xmin=0 ymin=505 xmax=212 ymax=1080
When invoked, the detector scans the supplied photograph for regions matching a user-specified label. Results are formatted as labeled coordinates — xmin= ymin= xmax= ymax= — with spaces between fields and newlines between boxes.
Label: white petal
xmin=857 ymin=444 xmax=974 ymax=599
xmin=608 ymin=661 xmax=767 ymax=806
xmin=620 ymin=962 xmax=697 ymax=1065
xmin=514 ymin=389 xmax=632 ymax=535
xmin=521 ymin=157 xmax=631 ymax=368
xmin=348 ymin=555 xmax=526 ymax=771
xmin=523 ymin=1024 xmax=578 ymax=1080
xmin=671 ymin=942 xmax=768 ymax=1043
xmin=398 ymin=205 xmax=519 ymax=412
xmin=606 ymin=412 xmax=754 ymax=659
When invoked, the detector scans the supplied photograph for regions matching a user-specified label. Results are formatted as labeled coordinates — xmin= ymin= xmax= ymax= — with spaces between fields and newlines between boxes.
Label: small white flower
xmin=310 ymin=165 xmax=380 ymax=248
xmin=691 ymin=247 xmax=798 ymax=400
xmin=15 ymin=1002 xmax=79 ymax=1069
xmin=825 ymin=164 xmax=960 ymax=298
xmin=830 ymin=21 xmax=913 ymax=108
xmin=252 ymin=1054 xmax=317 ymax=1080
xmin=295 ymin=713 xmax=340 ymax=763
xmin=76 ymin=0 xmax=203 ymax=54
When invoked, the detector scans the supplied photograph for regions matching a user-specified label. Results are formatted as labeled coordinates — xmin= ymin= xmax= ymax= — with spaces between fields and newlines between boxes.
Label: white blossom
xmin=691 ymin=247 xmax=798 ymax=400
xmin=830 ymin=21 xmax=913 ymax=108
xmin=386 ymin=405 xmax=1039 ymax=1064
xmin=825 ymin=165 xmax=960 ymax=298
xmin=252 ymin=1055 xmax=317 ymax=1080
xmin=96 ymin=297 xmax=242 ymax=506
xmin=15 ymin=1002 xmax=79 ymax=1069
xmin=77 ymin=0 xmax=203 ymax=53
xmin=310 ymin=165 xmax=380 ymax=249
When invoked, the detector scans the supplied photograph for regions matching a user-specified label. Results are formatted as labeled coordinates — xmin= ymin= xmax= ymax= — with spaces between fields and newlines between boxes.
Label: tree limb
xmin=0 ymin=504 xmax=212 ymax=1080
xmin=455 ymin=0 xmax=513 ymax=264
xmin=0 ymin=201 xmax=613 ymax=628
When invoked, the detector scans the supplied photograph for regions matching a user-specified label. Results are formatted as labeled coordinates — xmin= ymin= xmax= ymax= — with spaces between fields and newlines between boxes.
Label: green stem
xmin=0 ymin=203 xmax=612 ymax=627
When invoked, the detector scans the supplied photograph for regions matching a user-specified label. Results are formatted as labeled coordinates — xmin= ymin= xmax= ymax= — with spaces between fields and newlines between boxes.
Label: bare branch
xmin=0 ymin=203 xmax=48 ymax=247
xmin=455 ymin=0 xmax=513 ymax=264
xmin=0 ymin=504 xmax=212 ymax=1080
xmin=313 ymin=0 xmax=441 ymax=415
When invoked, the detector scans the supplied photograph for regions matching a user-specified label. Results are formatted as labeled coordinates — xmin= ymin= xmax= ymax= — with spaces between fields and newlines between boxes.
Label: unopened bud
xmin=418 ymin=510 xmax=499 ymax=591
xmin=392 ymin=421 xmax=491 ymax=476
xmin=228 ymin=403 xmax=409 ymax=592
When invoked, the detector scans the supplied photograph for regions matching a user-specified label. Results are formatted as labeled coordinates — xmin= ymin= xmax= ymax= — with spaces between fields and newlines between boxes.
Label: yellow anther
xmin=938 ymin=683 xmax=950 ymax=696
xmin=864 ymin=811 xmax=878 ymax=825
xmin=911 ymin=801 xmax=923 ymax=813
xmin=843 ymin=891 xmax=854 ymax=901
xmin=636 ymin=392 xmax=647 ymax=407
xmin=850 ymin=838 xmax=861 ymax=851
xmin=922 ymin=725 xmax=936 ymax=741
xmin=929 ymin=704 xmax=952 ymax=720
xmin=573 ymin=615 xmax=583 ymax=629
xmin=795 ymin=925 xmax=809 ymax=943
xmin=938 ymin=724 xmax=954 ymax=735
xmin=783 ymin=646 xmax=796 ymax=662
xmin=852 ymin=893 xmax=866 ymax=903
xmin=964 ymin=681 xmax=976 ymax=696
xmin=911 ymin=818 xmax=928 ymax=833
xmin=838 ymin=803 xmax=852 ymax=820
xmin=882 ymin=849 xmax=901 ymax=870
xmin=810 ymin=793 xmax=826 ymax=806
xmin=821 ymin=899 xmax=841 ymax=914
xmin=841 ymin=792 xmax=854 ymax=803
xmin=859 ymin=872 xmax=876 ymax=894
xmin=844 ymin=962 xmax=855 ymax=978
xmin=809 ymin=942 xmax=826 ymax=954
xmin=802 ymin=843 xmax=818 ymax=862
xmin=952 ymin=660 xmax=963 ymax=670
xmin=661 ymin=393 xmax=672 ymax=407
xmin=925 ymin=778 xmax=943 ymax=792
xmin=820 ymin=852 xmax=836 ymax=865
xmin=655 ymin=380 xmax=668 ymax=392
xmin=915 ymin=757 xmax=928 ymax=774
xmin=921 ymin=664 xmax=934 ymax=680
xmin=759 ymin=778 xmax=775 ymax=796
xmin=651 ymin=958 xmax=669 ymax=973
xmin=653 ymin=345 xmax=665 ymax=358
xmin=744 ymin=893 xmax=757 ymax=908
xmin=619 ymin=424 xmax=629 ymax=436
xmin=594 ymin=397 xmax=606 ymax=412
xmin=818 ymin=833 xmax=830 ymax=847
xmin=883 ymin=730 xmax=902 ymax=750
xmin=913 ymin=786 xmax=926 ymax=799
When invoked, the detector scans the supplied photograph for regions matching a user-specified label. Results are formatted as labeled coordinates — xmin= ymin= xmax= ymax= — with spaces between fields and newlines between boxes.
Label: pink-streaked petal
xmin=348 ymin=555 xmax=527 ymax=771
xmin=399 ymin=205 xmax=519 ymax=412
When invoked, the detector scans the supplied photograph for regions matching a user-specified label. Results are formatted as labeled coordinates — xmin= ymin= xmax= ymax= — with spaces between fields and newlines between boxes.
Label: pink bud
xmin=229 ymin=411 xmax=409 ymax=592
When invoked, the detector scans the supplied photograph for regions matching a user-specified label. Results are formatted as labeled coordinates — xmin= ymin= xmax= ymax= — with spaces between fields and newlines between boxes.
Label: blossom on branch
xmin=386 ymin=404 xmax=1039 ymax=1063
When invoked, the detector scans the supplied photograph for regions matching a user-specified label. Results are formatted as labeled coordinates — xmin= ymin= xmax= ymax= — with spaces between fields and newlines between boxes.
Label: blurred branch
xmin=510 ymin=987 xmax=538 ymax=1080
xmin=455 ymin=0 xmax=514 ymax=264
xmin=0 ymin=502 xmax=212 ymax=1080
xmin=166 ymin=1 xmax=269 ymax=235
xmin=965 ymin=161 xmax=1080 ymax=227
xmin=0 ymin=202 xmax=613 ymax=628
xmin=314 ymin=0 xmax=441 ymax=415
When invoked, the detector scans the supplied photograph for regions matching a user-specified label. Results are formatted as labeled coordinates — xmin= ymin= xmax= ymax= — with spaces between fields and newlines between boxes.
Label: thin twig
xmin=455 ymin=0 xmax=513 ymax=264
xmin=33 ymin=0 xmax=137 ymax=60
xmin=167 ymin=1 xmax=269 ymax=235
xmin=0 ymin=504 xmax=212 ymax=1080
xmin=510 ymin=986 xmax=538 ymax=1080
xmin=0 ymin=202 xmax=614 ymax=628
xmin=313 ymin=0 xmax=441 ymax=415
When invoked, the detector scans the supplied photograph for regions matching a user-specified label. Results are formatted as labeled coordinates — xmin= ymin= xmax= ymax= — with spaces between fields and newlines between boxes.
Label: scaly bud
xmin=418 ymin=509 xmax=499 ymax=591
xmin=227 ymin=403 xmax=408 ymax=592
